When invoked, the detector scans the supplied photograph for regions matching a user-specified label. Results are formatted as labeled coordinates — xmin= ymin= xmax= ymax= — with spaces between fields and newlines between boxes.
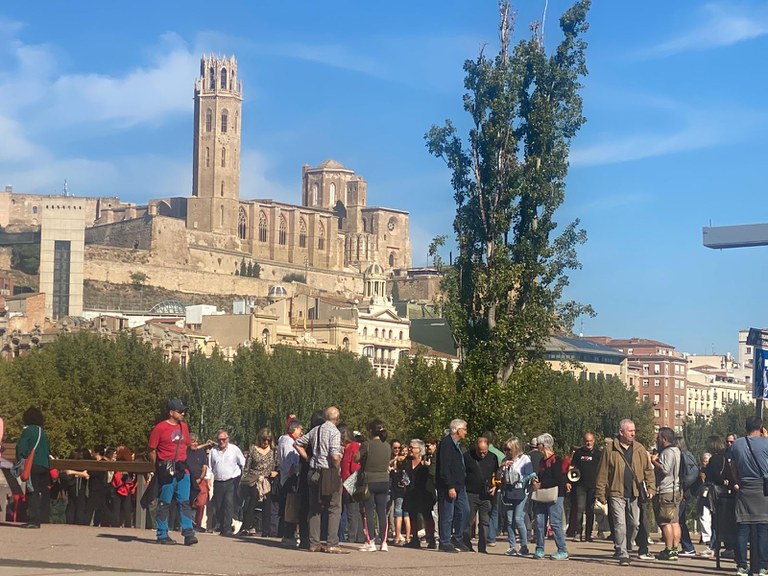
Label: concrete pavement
xmin=0 ymin=523 xmax=735 ymax=576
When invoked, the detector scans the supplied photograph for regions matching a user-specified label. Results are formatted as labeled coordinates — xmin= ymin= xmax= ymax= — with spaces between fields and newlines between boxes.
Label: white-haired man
xmin=435 ymin=418 xmax=470 ymax=552
xmin=595 ymin=419 xmax=655 ymax=566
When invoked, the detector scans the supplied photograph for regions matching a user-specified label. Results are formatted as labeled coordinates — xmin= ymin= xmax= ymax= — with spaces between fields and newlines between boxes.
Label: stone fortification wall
xmin=85 ymin=216 xmax=154 ymax=250
xmin=84 ymin=245 xmax=363 ymax=299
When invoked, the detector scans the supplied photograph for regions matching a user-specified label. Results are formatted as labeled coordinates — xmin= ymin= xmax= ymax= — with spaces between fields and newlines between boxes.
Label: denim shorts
xmin=393 ymin=496 xmax=407 ymax=518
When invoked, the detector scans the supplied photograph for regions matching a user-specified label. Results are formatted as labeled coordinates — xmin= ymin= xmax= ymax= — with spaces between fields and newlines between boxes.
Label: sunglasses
xmin=217 ymin=438 xmax=228 ymax=442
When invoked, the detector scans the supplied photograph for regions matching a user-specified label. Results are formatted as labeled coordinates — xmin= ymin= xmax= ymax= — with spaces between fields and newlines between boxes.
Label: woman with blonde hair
xmin=501 ymin=436 xmax=533 ymax=556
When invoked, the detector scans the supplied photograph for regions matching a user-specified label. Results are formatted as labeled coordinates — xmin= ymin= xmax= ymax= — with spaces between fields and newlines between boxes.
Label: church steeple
xmin=188 ymin=54 xmax=243 ymax=234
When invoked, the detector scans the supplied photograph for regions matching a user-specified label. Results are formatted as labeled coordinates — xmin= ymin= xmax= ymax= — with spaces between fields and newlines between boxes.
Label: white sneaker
xmin=359 ymin=542 xmax=377 ymax=552
xmin=379 ymin=542 xmax=389 ymax=552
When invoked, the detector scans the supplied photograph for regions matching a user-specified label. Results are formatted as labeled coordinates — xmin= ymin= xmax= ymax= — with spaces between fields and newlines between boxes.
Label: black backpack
xmin=680 ymin=449 xmax=699 ymax=490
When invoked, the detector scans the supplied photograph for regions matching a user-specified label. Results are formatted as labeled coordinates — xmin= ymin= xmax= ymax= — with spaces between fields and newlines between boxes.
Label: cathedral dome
xmin=316 ymin=159 xmax=352 ymax=172
xmin=363 ymin=263 xmax=385 ymax=277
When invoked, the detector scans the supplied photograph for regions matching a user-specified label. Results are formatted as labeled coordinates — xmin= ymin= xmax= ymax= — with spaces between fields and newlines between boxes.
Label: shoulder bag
xmin=616 ymin=444 xmax=650 ymax=502
xmin=530 ymin=455 xmax=559 ymax=504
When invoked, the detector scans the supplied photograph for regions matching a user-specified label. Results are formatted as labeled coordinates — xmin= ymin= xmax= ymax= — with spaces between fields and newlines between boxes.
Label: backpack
xmin=679 ymin=449 xmax=699 ymax=490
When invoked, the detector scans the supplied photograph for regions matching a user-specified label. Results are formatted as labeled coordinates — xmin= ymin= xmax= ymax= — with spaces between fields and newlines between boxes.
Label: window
xmin=278 ymin=216 xmax=287 ymax=245
xmin=747 ymin=346 xmax=753 ymax=355
xmin=654 ymin=379 xmax=660 ymax=387
xmin=312 ymin=183 xmax=319 ymax=205
xmin=206 ymin=147 xmax=210 ymax=167
xmin=342 ymin=337 xmax=350 ymax=351
xmin=220 ymin=205 xmax=224 ymax=227
xmin=299 ymin=219 xmax=307 ymax=248
xmin=363 ymin=219 xmax=367 ymax=232
xmin=654 ymin=364 xmax=660 ymax=375
xmin=262 ymin=329 xmax=269 ymax=346
xmin=389 ymin=252 xmax=395 ymax=267
xmin=220 ymin=181 xmax=224 ymax=197
xmin=329 ymin=182 xmax=336 ymax=205
xmin=642 ymin=379 xmax=649 ymax=387
xmin=220 ymin=67 xmax=227 ymax=90
xmin=653 ymin=394 xmax=660 ymax=404
xmin=318 ymin=222 xmax=325 ymax=250
xmin=363 ymin=327 xmax=367 ymax=337
xmin=206 ymin=109 xmax=212 ymax=132
xmin=399 ymin=331 xmax=403 ymax=340
xmin=221 ymin=110 xmax=228 ymax=133
xmin=52 ymin=240 xmax=71 ymax=319
xmin=32 ymin=206 xmax=38 ymax=214
xmin=209 ymin=67 xmax=215 ymax=90
xmin=221 ymin=147 xmax=226 ymax=167
xmin=654 ymin=409 xmax=660 ymax=418
xmin=375 ymin=328 xmax=379 ymax=338
xmin=258 ymin=212 xmax=267 ymax=242
xmin=643 ymin=394 xmax=649 ymax=402
xmin=238 ymin=207 xmax=247 ymax=240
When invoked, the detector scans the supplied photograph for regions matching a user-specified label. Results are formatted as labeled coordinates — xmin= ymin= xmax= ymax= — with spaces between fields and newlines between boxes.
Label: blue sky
xmin=1 ymin=1 xmax=767 ymax=357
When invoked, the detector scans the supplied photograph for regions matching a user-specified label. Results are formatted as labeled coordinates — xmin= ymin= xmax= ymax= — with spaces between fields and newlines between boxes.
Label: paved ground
xmin=0 ymin=523 xmax=735 ymax=576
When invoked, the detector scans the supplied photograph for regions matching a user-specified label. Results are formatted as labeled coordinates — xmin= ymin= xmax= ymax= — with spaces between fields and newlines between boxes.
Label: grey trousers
xmin=309 ymin=483 xmax=341 ymax=547
xmin=609 ymin=496 xmax=640 ymax=558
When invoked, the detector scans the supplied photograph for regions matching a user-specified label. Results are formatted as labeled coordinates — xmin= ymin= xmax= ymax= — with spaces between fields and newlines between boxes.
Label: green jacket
xmin=17 ymin=425 xmax=50 ymax=469
xmin=595 ymin=437 xmax=655 ymax=502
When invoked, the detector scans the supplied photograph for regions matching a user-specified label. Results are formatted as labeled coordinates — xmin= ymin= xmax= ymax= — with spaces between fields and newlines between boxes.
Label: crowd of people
xmin=6 ymin=401 xmax=768 ymax=574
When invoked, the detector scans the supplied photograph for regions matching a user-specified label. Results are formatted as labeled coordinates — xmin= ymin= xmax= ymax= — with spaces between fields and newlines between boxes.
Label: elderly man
xmin=294 ymin=406 xmax=349 ymax=554
xmin=462 ymin=436 xmax=499 ymax=553
xmin=435 ymin=419 xmax=470 ymax=553
xmin=568 ymin=432 xmax=601 ymax=542
xmin=277 ymin=419 xmax=303 ymax=547
xmin=595 ymin=419 xmax=655 ymax=567
xmin=208 ymin=429 xmax=245 ymax=536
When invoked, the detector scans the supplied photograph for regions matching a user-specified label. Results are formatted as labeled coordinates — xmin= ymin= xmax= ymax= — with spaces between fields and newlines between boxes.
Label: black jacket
xmin=464 ymin=449 xmax=499 ymax=498
xmin=436 ymin=434 xmax=465 ymax=490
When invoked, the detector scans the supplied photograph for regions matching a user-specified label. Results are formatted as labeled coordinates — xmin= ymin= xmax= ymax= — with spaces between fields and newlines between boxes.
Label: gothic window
xmin=220 ymin=205 xmax=224 ymax=227
xmin=221 ymin=147 xmax=226 ymax=168
xmin=208 ymin=67 xmax=215 ymax=90
xmin=220 ymin=68 xmax=228 ymax=90
xmin=221 ymin=110 xmax=228 ymax=133
xmin=238 ymin=207 xmax=247 ymax=240
xmin=312 ymin=183 xmax=319 ymax=206
xmin=318 ymin=222 xmax=325 ymax=250
xmin=389 ymin=252 xmax=396 ymax=267
xmin=258 ymin=212 xmax=268 ymax=242
xmin=205 ymin=109 xmax=212 ymax=132
xmin=299 ymin=218 xmax=307 ymax=248
xmin=262 ymin=329 xmax=270 ymax=346
xmin=278 ymin=216 xmax=287 ymax=246
xmin=206 ymin=147 xmax=210 ymax=167
xmin=342 ymin=337 xmax=350 ymax=351
xmin=329 ymin=182 xmax=336 ymax=205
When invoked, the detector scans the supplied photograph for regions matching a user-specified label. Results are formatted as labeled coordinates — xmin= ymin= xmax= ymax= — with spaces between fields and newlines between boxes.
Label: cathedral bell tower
xmin=187 ymin=54 xmax=242 ymax=235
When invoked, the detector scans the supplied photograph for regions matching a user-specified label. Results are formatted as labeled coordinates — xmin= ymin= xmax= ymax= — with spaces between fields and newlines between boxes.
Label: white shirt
xmin=277 ymin=433 xmax=300 ymax=485
xmin=208 ymin=443 xmax=245 ymax=481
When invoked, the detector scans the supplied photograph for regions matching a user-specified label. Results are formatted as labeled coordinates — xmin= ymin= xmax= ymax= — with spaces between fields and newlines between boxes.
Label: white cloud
xmin=239 ymin=149 xmax=295 ymax=202
xmin=0 ymin=116 xmax=44 ymax=162
xmin=644 ymin=2 xmax=768 ymax=58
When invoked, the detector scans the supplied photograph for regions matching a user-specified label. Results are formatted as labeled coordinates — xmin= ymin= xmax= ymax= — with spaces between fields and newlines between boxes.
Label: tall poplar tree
xmin=426 ymin=1 xmax=593 ymax=397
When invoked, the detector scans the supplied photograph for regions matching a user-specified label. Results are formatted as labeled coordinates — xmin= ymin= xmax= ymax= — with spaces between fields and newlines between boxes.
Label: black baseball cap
xmin=167 ymin=398 xmax=187 ymax=412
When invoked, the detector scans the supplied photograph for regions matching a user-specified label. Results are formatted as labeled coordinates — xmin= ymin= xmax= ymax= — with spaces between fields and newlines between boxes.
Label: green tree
xmin=425 ymin=1 xmax=592 ymax=421
xmin=11 ymin=244 xmax=40 ymax=275
xmin=130 ymin=271 xmax=148 ymax=289
xmin=183 ymin=348 xmax=235 ymax=442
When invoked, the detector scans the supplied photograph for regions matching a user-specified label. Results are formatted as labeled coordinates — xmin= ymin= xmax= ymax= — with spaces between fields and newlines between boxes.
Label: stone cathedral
xmin=91 ymin=54 xmax=412 ymax=281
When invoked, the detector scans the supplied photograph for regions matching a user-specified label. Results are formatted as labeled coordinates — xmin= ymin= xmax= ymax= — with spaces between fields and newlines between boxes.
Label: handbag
xmin=13 ymin=426 xmax=42 ymax=482
xmin=351 ymin=470 xmax=370 ymax=503
xmin=531 ymin=486 xmax=558 ymax=503
xmin=284 ymin=491 xmax=300 ymax=524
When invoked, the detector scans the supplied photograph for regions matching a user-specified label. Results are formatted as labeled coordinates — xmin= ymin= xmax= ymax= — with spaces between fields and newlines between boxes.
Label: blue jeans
xmin=679 ymin=498 xmax=695 ymax=553
xmin=534 ymin=496 xmax=567 ymax=554
xmin=438 ymin=486 xmax=470 ymax=547
xmin=156 ymin=472 xmax=194 ymax=539
xmin=736 ymin=523 xmax=768 ymax=570
xmin=488 ymin=491 xmax=501 ymax=543
xmin=505 ymin=496 xmax=529 ymax=549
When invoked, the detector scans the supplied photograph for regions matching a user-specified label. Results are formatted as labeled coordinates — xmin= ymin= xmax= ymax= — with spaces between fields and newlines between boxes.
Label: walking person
xmin=530 ymin=433 xmax=569 ymax=560
xmin=147 ymin=399 xmax=197 ymax=546
xmin=436 ymin=419 xmax=470 ymax=553
xmin=500 ymin=436 xmax=533 ymax=556
xmin=595 ymin=419 xmax=656 ymax=566
xmin=208 ymin=429 xmax=245 ymax=536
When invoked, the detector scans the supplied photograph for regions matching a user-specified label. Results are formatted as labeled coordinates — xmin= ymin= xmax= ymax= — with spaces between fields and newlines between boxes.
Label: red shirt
xmin=148 ymin=420 xmax=190 ymax=461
